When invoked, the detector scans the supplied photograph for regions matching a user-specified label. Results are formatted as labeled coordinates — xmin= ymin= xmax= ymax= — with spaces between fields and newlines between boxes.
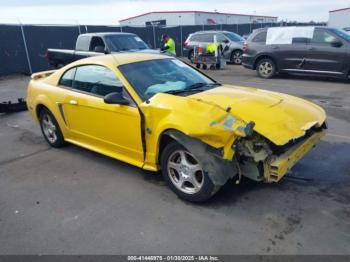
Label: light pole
xmin=178 ymin=15 xmax=183 ymax=57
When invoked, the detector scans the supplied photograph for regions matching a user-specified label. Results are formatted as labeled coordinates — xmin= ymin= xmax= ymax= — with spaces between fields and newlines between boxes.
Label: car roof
xmin=253 ymin=26 xmax=329 ymax=33
xmin=192 ymin=30 xmax=233 ymax=34
xmin=79 ymin=32 xmax=136 ymax=37
xmin=69 ymin=53 xmax=170 ymax=67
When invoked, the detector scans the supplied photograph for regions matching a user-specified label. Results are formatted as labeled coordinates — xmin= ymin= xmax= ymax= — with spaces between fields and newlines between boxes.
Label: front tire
xmin=39 ymin=108 xmax=66 ymax=148
xmin=256 ymin=58 xmax=276 ymax=79
xmin=160 ymin=142 xmax=219 ymax=202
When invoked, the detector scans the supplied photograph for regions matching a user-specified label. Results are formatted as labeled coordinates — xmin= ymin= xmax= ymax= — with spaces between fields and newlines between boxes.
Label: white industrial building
xmin=119 ymin=11 xmax=278 ymax=26
xmin=328 ymin=7 xmax=350 ymax=30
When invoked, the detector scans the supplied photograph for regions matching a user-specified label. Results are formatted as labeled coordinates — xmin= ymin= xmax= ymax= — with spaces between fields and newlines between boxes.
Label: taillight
xmin=183 ymin=41 xmax=189 ymax=48
xmin=243 ymin=41 xmax=249 ymax=52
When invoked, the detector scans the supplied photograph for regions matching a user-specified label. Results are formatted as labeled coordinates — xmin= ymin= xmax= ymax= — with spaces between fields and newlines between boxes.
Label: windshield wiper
xmin=187 ymin=82 xmax=221 ymax=89
xmin=117 ymin=48 xmax=131 ymax=51
xmin=163 ymin=82 xmax=221 ymax=95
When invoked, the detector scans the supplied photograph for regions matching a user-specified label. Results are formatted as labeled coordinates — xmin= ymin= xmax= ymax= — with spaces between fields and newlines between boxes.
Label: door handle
xmin=69 ymin=100 xmax=78 ymax=105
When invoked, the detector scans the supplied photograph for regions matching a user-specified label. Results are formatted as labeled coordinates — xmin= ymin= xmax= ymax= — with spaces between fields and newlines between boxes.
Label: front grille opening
xmin=268 ymin=122 xmax=326 ymax=155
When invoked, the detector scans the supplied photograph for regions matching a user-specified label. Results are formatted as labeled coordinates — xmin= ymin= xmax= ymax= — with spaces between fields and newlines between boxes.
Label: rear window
xmin=105 ymin=34 xmax=148 ymax=51
xmin=224 ymin=32 xmax=244 ymax=42
xmin=252 ymin=31 xmax=267 ymax=43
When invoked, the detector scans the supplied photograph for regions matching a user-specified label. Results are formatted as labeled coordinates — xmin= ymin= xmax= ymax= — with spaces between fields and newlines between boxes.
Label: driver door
xmin=62 ymin=65 xmax=144 ymax=167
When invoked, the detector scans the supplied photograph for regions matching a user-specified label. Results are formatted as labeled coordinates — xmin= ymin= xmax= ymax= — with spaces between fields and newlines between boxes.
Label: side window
xmin=252 ymin=31 xmax=267 ymax=43
xmin=90 ymin=37 xmax=105 ymax=51
xmin=73 ymin=65 xmax=124 ymax=97
xmin=216 ymin=33 xmax=227 ymax=42
xmin=59 ymin=68 xmax=76 ymax=88
xmin=189 ymin=34 xmax=199 ymax=41
xmin=311 ymin=29 xmax=337 ymax=45
xmin=292 ymin=37 xmax=309 ymax=44
xmin=198 ymin=34 xmax=214 ymax=42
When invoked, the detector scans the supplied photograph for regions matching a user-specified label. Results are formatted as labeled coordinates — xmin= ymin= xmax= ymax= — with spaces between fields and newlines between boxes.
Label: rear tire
xmin=256 ymin=58 xmax=276 ymax=79
xmin=231 ymin=50 xmax=243 ymax=65
xmin=39 ymin=108 xmax=66 ymax=148
xmin=160 ymin=141 xmax=220 ymax=202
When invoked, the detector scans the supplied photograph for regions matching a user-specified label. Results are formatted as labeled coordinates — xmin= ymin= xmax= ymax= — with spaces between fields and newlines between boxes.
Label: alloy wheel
xmin=167 ymin=150 xmax=204 ymax=194
xmin=259 ymin=61 xmax=273 ymax=77
xmin=233 ymin=51 xmax=242 ymax=64
xmin=41 ymin=114 xmax=58 ymax=144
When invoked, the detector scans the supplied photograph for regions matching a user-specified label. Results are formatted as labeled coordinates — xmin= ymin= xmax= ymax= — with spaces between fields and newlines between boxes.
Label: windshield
xmin=329 ymin=28 xmax=350 ymax=42
xmin=119 ymin=59 xmax=216 ymax=101
xmin=105 ymin=35 xmax=149 ymax=51
xmin=224 ymin=32 xmax=244 ymax=42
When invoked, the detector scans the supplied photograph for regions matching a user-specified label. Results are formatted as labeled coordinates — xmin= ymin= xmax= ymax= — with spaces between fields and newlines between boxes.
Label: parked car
xmin=183 ymin=31 xmax=245 ymax=64
xmin=46 ymin=32 xmax=157 ymax=68
xmin=242 ymin=27 xmax=350 ymax=79
xmin=27 ymin=53 xmax=326 ymax=202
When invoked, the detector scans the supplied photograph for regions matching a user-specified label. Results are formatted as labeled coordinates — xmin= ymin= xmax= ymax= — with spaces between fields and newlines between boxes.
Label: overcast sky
xmin=0 ymin=0 xmax=348 ymax=25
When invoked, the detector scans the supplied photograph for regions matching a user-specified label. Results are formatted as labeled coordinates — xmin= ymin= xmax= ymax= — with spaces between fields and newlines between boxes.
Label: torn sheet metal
xmin=163 ymin=129 xmax=237 ymax=186
xmin=266 ymin=27 xmax=315 ymax=45
xmin=210 ymin=114 xmax=255 ymax=138
xmin=0 ymin=98 xmax=27 ymax=113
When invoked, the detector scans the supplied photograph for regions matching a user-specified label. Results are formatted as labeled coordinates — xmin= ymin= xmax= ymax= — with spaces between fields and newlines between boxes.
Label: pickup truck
xmin=45 ymin=32 xmax=157 ymax=68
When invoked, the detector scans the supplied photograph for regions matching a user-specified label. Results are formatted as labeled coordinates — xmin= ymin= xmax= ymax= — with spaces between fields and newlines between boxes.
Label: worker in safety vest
xmin=207 ymin=42 xmax=222 ymax=55
xmin=161 ymin=34 xmax=176 ymax=56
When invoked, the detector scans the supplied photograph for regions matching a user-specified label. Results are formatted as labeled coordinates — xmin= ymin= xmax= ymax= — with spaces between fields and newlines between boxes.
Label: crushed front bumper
xmin=263 ymin=130 xmax=326 ymax=183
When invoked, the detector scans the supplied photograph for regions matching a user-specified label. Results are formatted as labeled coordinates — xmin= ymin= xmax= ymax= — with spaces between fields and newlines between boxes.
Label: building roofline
xmin=119 ymin=10 xmax=278 ymax=22
xmin=329 ymin=7 xmax=350 ymax=13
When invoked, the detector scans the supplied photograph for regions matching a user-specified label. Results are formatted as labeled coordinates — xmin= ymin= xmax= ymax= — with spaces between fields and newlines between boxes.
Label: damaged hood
xmin=189 ymin=85 xmax=326 ymax=145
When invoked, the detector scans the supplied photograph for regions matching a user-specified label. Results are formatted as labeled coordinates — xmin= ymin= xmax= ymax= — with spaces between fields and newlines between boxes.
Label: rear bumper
xmin=242 ymin=54 xmax=254 ymax=69
xmin=263 ymin=130 xmax=326 ymax=183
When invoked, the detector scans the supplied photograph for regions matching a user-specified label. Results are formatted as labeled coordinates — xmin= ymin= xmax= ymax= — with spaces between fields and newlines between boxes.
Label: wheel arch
xmin=231 ymin=48 xmax=243 ymax=56
xmin=230 ymin=49 xmax=243 ymax=62
xmin=157 ymin=129 xmax=183 ymax=165
xmin=157 ymin=129 xmax=237 ymax=186
xmin=35 ymin=102 xmax=66 ymax=132
xmin=253 ymin=54 xmax=278 ymax=71
xmin=36 ymin=104 xmax=49 ymax=119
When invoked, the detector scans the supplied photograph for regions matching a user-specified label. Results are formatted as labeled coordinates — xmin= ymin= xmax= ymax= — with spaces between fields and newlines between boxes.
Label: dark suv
xmin=242 ymin=27 xmax=350 ymax=79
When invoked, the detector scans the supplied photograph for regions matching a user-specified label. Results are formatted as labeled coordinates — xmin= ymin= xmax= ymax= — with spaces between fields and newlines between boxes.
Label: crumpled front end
xmin=235 ymin=123 xmax=327 ymax=183
xmin=141 ymin=88 xmax=327 ymax=186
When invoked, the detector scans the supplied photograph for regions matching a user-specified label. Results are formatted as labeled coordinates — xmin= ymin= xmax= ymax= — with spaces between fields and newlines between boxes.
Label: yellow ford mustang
xmin=27 ymin=53 xmax=327 ymax=202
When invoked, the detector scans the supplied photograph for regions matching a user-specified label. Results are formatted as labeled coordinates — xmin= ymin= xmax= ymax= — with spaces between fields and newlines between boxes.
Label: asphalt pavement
xmin=0 ymin=65 xmax=349 ymax=254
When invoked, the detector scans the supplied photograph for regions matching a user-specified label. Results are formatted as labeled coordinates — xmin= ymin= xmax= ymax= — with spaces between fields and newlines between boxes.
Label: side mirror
xmin=94 ymin=45 xmax=107 ymax=53
xmin=222 ymin=39 xmax=229 ymax=44
xmin=330 ymin=39 xmax=343 ymax=48
xmin=104 ymin=92 xmax=130 ymax=105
